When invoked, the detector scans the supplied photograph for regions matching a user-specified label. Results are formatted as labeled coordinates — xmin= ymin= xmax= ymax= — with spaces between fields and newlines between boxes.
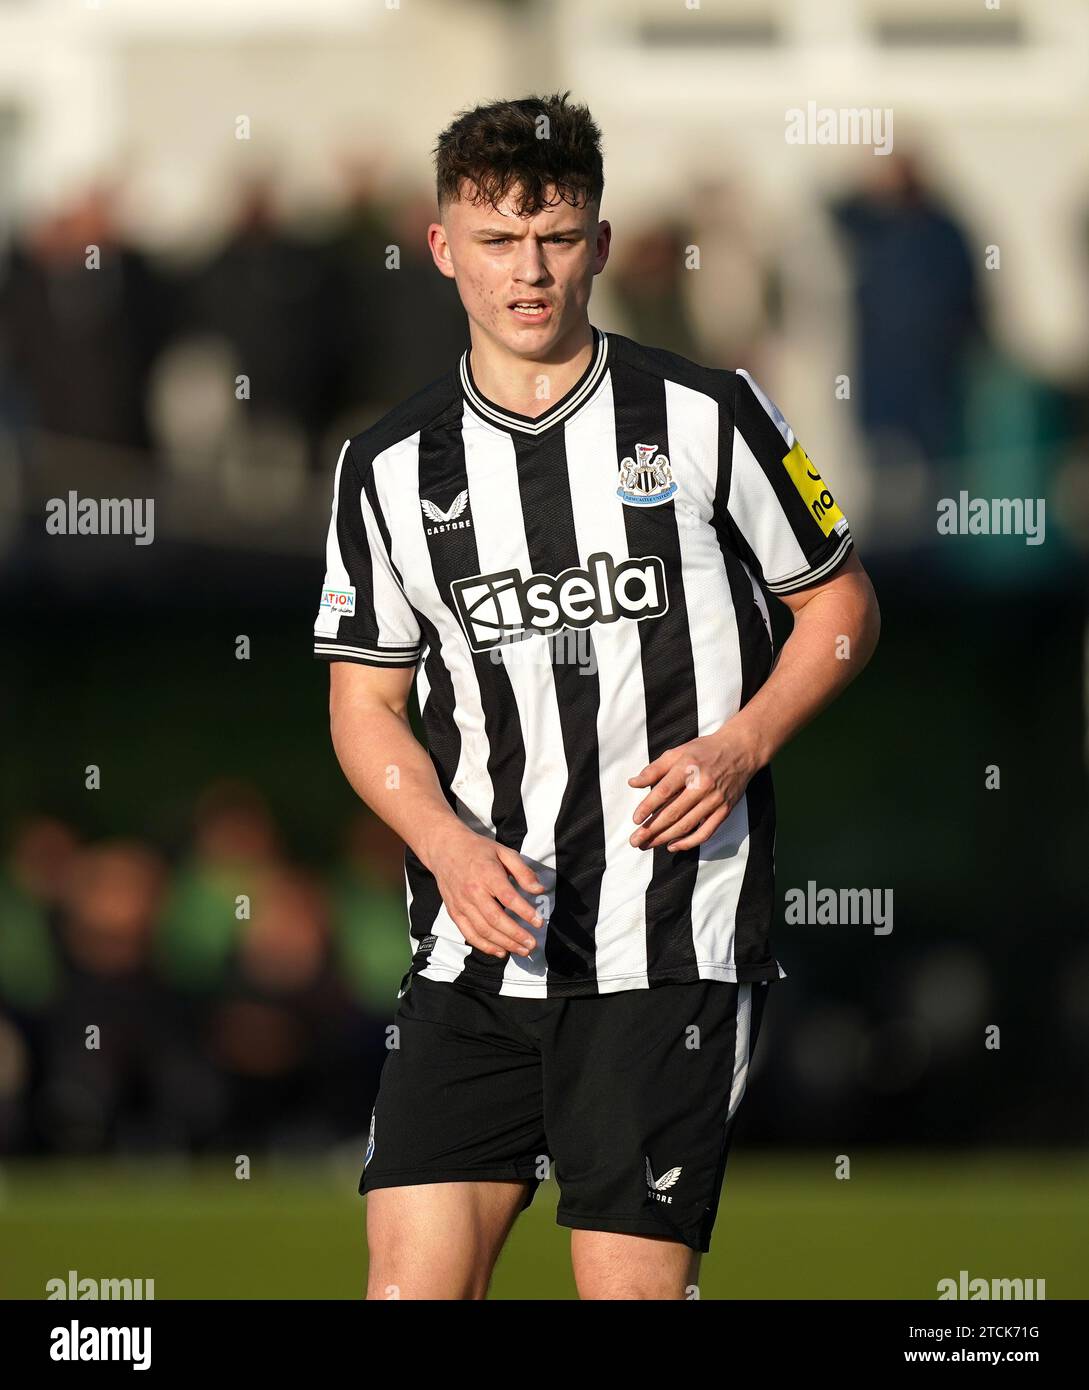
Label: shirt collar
xmin=459 ymin=326 xmax=611 ymax=436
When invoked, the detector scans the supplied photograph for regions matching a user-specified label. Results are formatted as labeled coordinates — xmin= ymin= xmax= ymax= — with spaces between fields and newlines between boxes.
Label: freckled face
xmin=429 ymin=181 xmax=610 ymax=359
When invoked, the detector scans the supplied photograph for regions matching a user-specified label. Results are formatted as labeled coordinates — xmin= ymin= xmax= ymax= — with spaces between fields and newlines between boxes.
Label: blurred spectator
xmin=185 ymin=178 xmax=348 ymax=472
xmin=829 ymin=151 xmax=983 ymax=473
xmin=37 ymin=840 xmax=222 ymax=1152
xmin=156 ymin=778 xmax=282 ymax=992
xmin=203 ymin=864 xmax=357 ymax=1149
xmin=610 ymin=219 xmax=702 ymax=359
xmin=0 ymin=182 xmax=175 ymax=455
xmin=0 ymin=816 xmax=77 ymax=1015
xmin=327 ymin=182 xmax=469 ymax=416
xmin=330 ymin=811 xmax=412 ymax=1015
xmin=0 ymin=816 xmax=77 ymax=1150
xmin=681 ymin=175 xmax=775 ymax=370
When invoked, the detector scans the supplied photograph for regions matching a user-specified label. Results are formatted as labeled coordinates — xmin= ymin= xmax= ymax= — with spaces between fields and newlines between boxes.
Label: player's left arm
xmin=629 ymin=550 xmax=879 ymax=851
xmin=631 ymin=364 xmax=881 ymax=851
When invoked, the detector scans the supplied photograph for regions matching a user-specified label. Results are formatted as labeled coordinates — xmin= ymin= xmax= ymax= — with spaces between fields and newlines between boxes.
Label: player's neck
xmin=466 ymin=321 xmax=595 ymax=421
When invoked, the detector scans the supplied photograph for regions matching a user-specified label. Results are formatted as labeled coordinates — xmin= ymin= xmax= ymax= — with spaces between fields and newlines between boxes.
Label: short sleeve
xmin=313 ymin=439 xmax=423 ymax=668
xmin=721 ymin=368 xmax=853 ymax=595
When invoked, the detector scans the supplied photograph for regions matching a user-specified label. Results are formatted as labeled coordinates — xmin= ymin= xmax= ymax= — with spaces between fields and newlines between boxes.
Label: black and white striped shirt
xmin=314 ymin=327 xmax=852 ymax=998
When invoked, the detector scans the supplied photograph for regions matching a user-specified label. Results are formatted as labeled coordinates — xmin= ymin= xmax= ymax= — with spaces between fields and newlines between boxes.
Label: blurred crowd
xmin=2 ymin=144 xmax=1086 ymax=1160
xmin=0 ymin=785 xmax=411 ymax=1156
xmin=2 ymin=146 xmax=1066 ymax=497
xmin=0 ymin=164 xmax=470 ymax=476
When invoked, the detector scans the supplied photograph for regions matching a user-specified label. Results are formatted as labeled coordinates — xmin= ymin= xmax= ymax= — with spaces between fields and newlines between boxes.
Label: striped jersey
xmin=314 ymin=326 xmax=853 ymax=998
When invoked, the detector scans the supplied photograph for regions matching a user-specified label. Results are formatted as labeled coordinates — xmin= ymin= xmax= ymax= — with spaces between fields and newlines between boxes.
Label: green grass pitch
xmin=2 ymin=1151 xmax=1084 ymax=1300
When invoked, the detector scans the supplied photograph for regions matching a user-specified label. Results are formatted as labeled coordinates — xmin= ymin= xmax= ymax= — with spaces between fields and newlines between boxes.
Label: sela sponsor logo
xmin=937 ymin=1271 xmax=1046 ymax=1301
xmin=45 ymin=490 xmax=154 ymax=545
xmin=645 ymin=1157 xmax=683 ymax=1204
xmin=46 ymin=1270 xmax=154 ymax=1300
xmin=49 ymin=1321 xmax=151 ymax=1371
xmin=451 ymin=550 xmax=668 ymax=653
xmin=617 ymin=442 xmax=677 ymax=507
xmin=421 ymin=490 xmax=472 ymax=534
xmin=320 ymin=586 xmax=356 ymax=617
xmin=936 ymin=493 xmax=1045 ymax=546
xmin=785 ymin=100 xmax=893 ymax=156
xmin=784 ymin=882 xmax=893 ymax=935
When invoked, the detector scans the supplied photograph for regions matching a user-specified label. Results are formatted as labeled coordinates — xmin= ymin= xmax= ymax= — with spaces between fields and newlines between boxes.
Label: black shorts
xmin=359 ymin=973 xmax=772 ymax=1253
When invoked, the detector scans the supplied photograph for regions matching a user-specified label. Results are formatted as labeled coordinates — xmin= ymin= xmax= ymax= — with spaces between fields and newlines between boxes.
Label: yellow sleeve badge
xmin=781 ymin=441 xmax=845 ymax=538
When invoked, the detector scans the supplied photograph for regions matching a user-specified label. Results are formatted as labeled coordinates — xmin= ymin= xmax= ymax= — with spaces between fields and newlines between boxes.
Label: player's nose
xmin=511 ymin=241 xmax=548 ymax=282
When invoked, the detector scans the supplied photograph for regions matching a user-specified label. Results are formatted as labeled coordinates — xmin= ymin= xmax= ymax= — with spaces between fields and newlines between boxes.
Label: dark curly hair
xmin=433 ymin=90 xmax=604 ymax=218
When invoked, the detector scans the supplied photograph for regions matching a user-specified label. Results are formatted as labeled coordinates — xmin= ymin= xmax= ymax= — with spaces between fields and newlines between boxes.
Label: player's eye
xmin=484 ymin=236 xmax=574 ymax=245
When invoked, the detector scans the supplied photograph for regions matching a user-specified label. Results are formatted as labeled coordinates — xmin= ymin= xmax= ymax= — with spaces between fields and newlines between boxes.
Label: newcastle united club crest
xmin=616 ymin=442 xmax=677 ymax=507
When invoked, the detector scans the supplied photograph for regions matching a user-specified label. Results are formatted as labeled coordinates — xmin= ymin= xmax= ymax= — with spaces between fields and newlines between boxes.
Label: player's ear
xmin=428 ymin=222 xmax=457 ymax=280
xmin=593 ymin=218 xmax=612 ymax=273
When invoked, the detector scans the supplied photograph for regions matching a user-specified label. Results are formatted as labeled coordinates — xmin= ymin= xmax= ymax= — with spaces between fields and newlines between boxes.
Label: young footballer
xmin=315 ymin=91 xmax=880 ymax=1299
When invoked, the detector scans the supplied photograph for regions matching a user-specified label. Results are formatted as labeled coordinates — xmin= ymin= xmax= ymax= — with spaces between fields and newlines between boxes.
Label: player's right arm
xmin=327 ymin=660 xmax=540 ymax=959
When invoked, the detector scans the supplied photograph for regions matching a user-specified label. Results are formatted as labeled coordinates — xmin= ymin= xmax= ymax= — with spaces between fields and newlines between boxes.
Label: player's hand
xmin=426 ymin=824 xmax=546 ymax=959
xmin=627 ymin=725 xmax=760 ymax=852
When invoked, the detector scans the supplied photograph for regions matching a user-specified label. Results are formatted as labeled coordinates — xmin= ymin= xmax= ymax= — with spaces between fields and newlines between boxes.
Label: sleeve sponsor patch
xmin=320 ymin=586 xmax=356 ymax=616
xmin=781 ymin=441 xmax=846 ymax=538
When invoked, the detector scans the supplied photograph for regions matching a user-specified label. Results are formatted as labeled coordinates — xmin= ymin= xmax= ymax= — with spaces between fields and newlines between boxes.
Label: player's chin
xmin=500 ymin=304 xmax=565 ymax=342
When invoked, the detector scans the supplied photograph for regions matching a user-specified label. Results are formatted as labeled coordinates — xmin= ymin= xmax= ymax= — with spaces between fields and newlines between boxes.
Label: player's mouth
xmin=508 ymin=299 xmax=552 ymax=323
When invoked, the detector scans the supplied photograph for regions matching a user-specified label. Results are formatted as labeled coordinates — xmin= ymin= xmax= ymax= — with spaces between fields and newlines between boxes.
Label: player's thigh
xmin=366 ymin=1178 xmax=532 ymax=1300
xmin=570 ymin=1229 xmax=701 ymax=1300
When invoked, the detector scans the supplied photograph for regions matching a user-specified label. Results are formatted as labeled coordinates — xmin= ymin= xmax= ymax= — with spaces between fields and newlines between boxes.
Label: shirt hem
xmin=412 ymin=959 xmax=787 ymax=997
